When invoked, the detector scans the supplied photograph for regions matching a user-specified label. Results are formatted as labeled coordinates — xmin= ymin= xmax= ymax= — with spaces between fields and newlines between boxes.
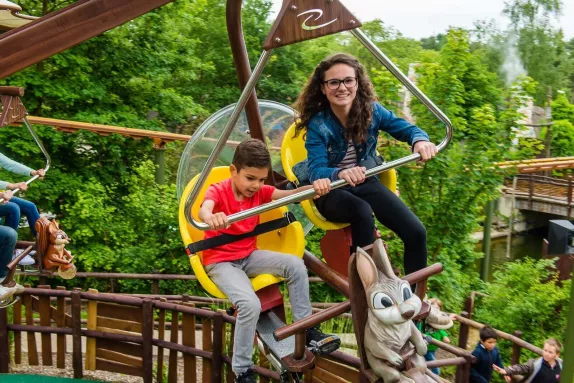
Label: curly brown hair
xmin=294 ymin=53 xmax=376 ymax=143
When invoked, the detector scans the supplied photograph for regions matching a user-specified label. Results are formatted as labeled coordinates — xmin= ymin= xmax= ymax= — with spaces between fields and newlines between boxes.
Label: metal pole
xmin=506 ymin=176 xmax=517 ymax=259
xmin=184 ymin=50 xmax=273 ymax=229
xmin=481 ymin=200 xmax=494 ymax=281
xmin=153 ymin=143 xmax=166 ymax=185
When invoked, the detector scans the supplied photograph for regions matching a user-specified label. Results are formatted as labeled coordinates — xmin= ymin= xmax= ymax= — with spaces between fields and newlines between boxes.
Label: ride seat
xmin=178 ymin=167 xmax=305 ymax=299
xmin=280 ymin=123 xmax=397 ymax=231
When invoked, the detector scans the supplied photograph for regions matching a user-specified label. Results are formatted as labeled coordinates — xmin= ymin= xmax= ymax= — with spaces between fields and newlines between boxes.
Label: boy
xmin=198 ymin=139 xmax=339 ymax=383
xmin=470 ymin=326 xmax=508 ymax=383
xmin=493 ymin=338 xmax=563 ymax=383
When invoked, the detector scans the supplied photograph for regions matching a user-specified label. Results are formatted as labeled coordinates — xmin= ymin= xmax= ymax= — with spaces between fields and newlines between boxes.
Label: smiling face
xmin=543 ymin=343 xmax=559 ymax=363
xmin=321 ymin=63 xmax=358 ymax=113
xmin=230 ymin=165 xmax=268 ymax=199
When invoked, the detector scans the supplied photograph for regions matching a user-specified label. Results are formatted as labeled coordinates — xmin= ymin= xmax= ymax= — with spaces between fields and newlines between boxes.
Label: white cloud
xmin=270 ymin=0 xmax=573 ymax=40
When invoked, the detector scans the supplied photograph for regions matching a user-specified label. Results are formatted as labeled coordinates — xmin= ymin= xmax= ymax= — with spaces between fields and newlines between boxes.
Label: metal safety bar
xmin=184 ymin=31 xmax=452 ymax=231
xmin=183 ymin=50 xmax=273 ymax=228
xmin=0 ymin=117 xmax=51 ymax=203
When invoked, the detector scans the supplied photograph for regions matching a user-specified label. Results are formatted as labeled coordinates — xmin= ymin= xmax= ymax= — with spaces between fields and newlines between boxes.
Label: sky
xmin=270 ymin=0 xmax=574 ymax=40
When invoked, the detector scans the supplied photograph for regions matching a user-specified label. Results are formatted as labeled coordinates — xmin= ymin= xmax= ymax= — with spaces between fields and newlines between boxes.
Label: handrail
xmin=0 ymin=117 xmax=51 ymax=203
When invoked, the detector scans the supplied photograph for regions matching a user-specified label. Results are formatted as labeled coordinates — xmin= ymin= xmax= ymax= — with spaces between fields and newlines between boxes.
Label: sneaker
xmin=306 ymin=326 xmax=341 ymax=355
xmin=235 ymin=367 xmax=256 ymax=383
xmin=426 ymin=301 xmax=454 ymax=330
xmin=13 ymin=249 xmax=36 ymax=266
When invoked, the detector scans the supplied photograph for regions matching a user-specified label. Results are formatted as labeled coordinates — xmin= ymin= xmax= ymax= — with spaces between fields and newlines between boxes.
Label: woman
xmin=294 ymin=53 xmax=437 ymax=276
xmin=0 ymin=152 xmax=44 ymax=238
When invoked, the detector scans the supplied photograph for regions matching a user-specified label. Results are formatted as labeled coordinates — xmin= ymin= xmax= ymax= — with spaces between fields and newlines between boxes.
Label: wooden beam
xmin=0 ymin=0 xmax=174 ymax=80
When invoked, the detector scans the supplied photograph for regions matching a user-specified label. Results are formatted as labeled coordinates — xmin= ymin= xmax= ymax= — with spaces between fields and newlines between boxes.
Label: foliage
xmin=473 ymin=258 xmax=570 ymax=360
xmin=550 ymin=119 xmax=574 ymax=158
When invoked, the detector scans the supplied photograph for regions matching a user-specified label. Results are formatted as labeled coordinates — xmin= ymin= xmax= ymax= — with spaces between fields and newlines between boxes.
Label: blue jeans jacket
xmin=301 ymin=102 xmax=430 ymax=182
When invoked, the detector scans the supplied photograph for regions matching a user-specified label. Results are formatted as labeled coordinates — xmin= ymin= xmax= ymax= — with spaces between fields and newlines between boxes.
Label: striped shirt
xmin=336 ymin=141 xmax=357 ymax=169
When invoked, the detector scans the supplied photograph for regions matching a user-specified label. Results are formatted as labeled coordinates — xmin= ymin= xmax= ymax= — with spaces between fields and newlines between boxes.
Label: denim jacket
xmin=298 ymin=102 xmax=430 ymax=183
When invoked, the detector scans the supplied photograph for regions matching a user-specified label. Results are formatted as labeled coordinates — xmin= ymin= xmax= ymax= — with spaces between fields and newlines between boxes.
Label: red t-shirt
xmin=201 ymin=178 xmax=275 ymax=265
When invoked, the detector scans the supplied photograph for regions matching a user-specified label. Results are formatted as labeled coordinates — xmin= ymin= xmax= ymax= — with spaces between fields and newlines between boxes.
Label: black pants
xmin=314 ymin=176 xmax=427 ymax=275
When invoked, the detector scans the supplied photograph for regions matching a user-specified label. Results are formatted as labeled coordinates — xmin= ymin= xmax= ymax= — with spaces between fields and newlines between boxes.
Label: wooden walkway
xmin=504 ymin=174 xmax=574 ymax=218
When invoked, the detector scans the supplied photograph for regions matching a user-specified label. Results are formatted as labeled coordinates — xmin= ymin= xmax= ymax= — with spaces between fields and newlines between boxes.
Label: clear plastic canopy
xmin=176 ymin=100 xmax=313 ymax=232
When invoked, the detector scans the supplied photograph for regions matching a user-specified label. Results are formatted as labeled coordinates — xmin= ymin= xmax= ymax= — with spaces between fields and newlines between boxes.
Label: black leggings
xmin=314 ymin=176 xmax=427 ymax=275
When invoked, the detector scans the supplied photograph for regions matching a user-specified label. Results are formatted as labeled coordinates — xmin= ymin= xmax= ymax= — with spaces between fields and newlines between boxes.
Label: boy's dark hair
xmin=545 ymin=338 xmax=562 ymax=353
xmin=479 ymin=326 xmax=498 ymax=342
xmin=232 ymin=138 xmax=271 ymax=170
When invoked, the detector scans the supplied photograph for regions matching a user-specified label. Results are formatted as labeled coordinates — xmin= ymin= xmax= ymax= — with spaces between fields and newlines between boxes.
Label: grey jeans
xmin=205 ymin=250 xmax=312 ymax=375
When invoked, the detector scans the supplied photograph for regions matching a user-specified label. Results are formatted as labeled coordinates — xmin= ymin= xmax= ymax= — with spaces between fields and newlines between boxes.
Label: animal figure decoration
xmin=356 ymin=239 xmax=430 ymax=382
xmin=36 ymin=218 xmax=76 ymax=279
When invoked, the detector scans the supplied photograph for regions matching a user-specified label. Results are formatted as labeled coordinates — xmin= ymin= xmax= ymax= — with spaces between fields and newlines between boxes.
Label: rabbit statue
xmin=356 ymin=239 xmax=430 ymax=382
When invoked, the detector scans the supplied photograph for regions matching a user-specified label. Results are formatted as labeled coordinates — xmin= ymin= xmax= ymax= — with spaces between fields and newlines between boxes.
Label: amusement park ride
xmin=0 ymin=0 xmax=571 ymax=382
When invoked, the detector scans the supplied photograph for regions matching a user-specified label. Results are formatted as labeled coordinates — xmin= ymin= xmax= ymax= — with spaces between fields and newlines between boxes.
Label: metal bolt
xmin=350 ymin=20 xmax=356 ymax=25
xmin=327 ymin=0 xmax=333 ymax=3
xmin=290 ymin=5 xmax=297 ymax=11
xmin=274 ymin=37 xmax=281 ymax=44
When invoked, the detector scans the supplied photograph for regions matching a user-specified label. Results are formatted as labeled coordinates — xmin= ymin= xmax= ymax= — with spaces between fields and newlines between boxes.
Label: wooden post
xmin=455 ymin=311 xmax=470 ymax=383
xmin=71 ymin=290 xmax=83 ymax=379
xmin=167 ymin=309 xmax=179 ymax=383
xmin=14 ymin=294 xmax=22 ymax=365
xmin=202 ymin=313 xmax=213 ymax=383
xmin=156 ymin=298 xmax=167 ymax=383
xmin=142 ymin=299 xmax=154 ymax=383
xmin=212 ymin=311 xmax=224 ymax=383
xmin=528 ymin=176 xmax=534 ymax=210
xmin=182 ymin=303 xmax=197 ymax=383
xmin=227 ymin=323 xmax=236 ymax=383
xmin=85 ymin=288 xmax=98 ymax=370
xmin=23 ymin=284 xmax=38 ymax=366
xmin=38 ymin=285 xmax=53 ymax=366
xmin=56 ymin=286 xmax=66 ymax=369
xmin=0 ymin=307 xmax=9 ymax=373
xmin=511 ymin=330 xmax=523 ymax=366
xmin=567 ymin=176 xmax=572 ymax=218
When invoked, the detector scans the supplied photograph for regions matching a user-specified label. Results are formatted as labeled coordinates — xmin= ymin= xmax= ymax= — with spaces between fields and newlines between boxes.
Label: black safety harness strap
xmin=186 ymin=212 xmax=296 ymax=255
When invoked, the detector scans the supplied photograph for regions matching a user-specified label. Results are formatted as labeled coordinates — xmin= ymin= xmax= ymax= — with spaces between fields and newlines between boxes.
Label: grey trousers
xmin=205 ymin=250 xmax=312 ymax=375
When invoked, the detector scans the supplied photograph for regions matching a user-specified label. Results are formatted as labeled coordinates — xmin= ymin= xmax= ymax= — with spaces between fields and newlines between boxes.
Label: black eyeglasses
xmin=323 ymin=77 xmax=358 ymax=90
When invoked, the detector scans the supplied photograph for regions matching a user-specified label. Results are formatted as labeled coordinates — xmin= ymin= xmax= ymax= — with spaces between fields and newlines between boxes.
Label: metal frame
xmin=183 ymin=25 xmax=452 ymax=231
xmin=0 ymin=117 xmax=51 ymax=203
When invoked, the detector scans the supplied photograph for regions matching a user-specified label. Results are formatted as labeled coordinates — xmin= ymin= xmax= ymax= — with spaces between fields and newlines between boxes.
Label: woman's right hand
xmin=8 ymin=182 xmax=27 ymax=191
xmin=338 ymin=166 xmax=366 ymax=187
xmin=1 ymin=190 xmax=13 ymax=203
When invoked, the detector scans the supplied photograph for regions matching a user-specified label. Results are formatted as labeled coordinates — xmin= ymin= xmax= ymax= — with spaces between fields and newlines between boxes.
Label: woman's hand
xmin=7 ymin=182 xmax=27 ymax=191
xmin=31 ymin=169 xmax=45 ymax=178
xmin=1 ymin=191 xmax=13 ymax=204
xmin=312 ymin=178 xmax=331 ymax=199
xmin=413 ymin=141 xmax=438 ymax=162
xmin=203 ymin=212 xmax=229 ymax=230
xmin=338 ymin=166 xmax=366 ymax=187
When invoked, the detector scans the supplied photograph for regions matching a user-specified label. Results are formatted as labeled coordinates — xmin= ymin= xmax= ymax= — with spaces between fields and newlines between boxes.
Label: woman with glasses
xmin=293 ymin=53 xmax=437 ymax=276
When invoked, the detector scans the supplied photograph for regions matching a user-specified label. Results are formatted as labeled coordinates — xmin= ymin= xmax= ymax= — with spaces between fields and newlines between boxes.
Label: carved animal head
xmin=48 ymin=220 xmax=70 ymax=245
xmin=356 ymin=239 xmax=422 ymax=325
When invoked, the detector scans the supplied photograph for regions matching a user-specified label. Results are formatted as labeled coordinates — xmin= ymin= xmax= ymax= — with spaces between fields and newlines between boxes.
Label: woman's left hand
xmin=413 ymin=141 xmax=438 ymax=162
xmin=31 ymin=169 xmax=45 ymax=178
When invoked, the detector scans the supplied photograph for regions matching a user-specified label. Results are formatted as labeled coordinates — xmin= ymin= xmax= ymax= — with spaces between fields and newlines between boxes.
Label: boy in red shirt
xmin=199 ymin=139 xmax=339 ymax=383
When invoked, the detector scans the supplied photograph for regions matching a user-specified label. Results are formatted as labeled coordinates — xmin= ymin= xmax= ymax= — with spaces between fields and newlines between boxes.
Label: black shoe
xmin=235 ymin=367 xmax=257 ymax=383
xmin=305 ymin=326 xmax=341 ymax=355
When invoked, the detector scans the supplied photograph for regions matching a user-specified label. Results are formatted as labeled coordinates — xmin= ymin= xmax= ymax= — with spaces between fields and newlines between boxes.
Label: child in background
xmin=493 ymin=338 xmax=562 ymax=383
xmin=423 ymin=298 xmax=452 ymax=375
xmin=470 ymin=325 xmax=509 ymax=383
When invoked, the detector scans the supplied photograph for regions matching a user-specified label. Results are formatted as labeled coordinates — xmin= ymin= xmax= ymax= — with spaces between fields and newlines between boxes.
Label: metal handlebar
xmin=183 ymin=28 xmax=453 ymax=231
xmin=0 ymin=117 xmax=51 ymax=204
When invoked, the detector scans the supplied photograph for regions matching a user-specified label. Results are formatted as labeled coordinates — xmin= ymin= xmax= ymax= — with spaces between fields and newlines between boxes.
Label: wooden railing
xmin=505 ymin=174 xmax=574 ymax=216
